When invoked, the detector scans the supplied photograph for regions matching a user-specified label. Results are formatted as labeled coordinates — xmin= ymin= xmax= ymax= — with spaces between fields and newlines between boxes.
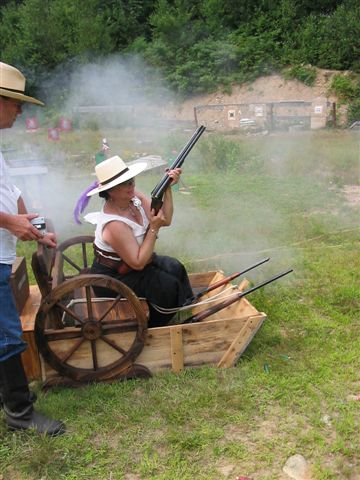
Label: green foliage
xmin=197 ymin=134 xmax=243 ymax=171
xmin=166 ymin=38 xmax=239 ymax=93
xmin=348 ymin=99 xmax=360 ymax=123
xmin=149 ymin=0 xmax=197 ymax=47
xmin=0 ymin=0 xmax=359 ymax=96
xmin=283 ymin=64 xmax=317 ymax=86
xmin=0 ymin=0 xmax=115 ymax=91
xmin=106 ymin=0 xmax=155 ymax=49
xmin=292 ymin=3 xmax=360 ymax=71
xmin=330 ymin=74 xmax=357 ymax=99
xmin=329 ymin=74 xmax=360 ymax=123
xmin=197 ymin=134 xmax=264 ymax=173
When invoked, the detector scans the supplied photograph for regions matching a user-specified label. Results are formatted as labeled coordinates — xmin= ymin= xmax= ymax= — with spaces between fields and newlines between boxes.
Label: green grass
xmin=1 ymin=127 xmax=359 ymax=479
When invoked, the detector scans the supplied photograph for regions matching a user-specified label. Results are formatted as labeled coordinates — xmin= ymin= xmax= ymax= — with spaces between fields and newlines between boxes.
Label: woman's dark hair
xmin=99 ymin=190 xmax=109 ymax=200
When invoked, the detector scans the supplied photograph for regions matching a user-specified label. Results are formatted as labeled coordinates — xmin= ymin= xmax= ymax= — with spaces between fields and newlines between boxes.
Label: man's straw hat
xmin=87 ymin=156 xmax=147 ymax=196
xmin=0 ymin=62 xmax=44 ymax=105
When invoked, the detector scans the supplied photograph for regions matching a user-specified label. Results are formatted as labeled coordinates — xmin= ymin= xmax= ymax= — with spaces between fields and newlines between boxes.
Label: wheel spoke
xmin=81 ymin=243 xmax=88 ymax=268
xmin=60 ymin=337 xmax=85 ymax=363
xmin=55 ymin=301 xmax=85 ymax=325
xmin=91 ymin=340 xmax=98 ymax=370
xmin=85 ymin=285 xmax=94 ymax=319
xmin=62 ymin=253 xmax=81 ymax=272
xmin=101 ymin=335 xmax=127 ymax=356
xmin=98 ymin=294 xmax=123 ymax=323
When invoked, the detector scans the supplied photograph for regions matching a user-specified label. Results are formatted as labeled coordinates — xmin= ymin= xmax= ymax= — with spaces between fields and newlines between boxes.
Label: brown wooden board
xmin=20 ymin=285 xmax=42 ymax=380
xmin=10 ymin=256 xmax=30 ymax=314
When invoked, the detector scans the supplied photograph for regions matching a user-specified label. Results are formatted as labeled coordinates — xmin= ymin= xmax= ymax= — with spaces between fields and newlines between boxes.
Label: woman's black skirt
xmin=90 ymin=254 xmax=193 ymax=328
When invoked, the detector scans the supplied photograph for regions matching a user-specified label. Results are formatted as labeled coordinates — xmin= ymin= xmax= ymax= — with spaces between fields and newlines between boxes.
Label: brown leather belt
xmin=93 ymin=245 xmax=132 ymax=275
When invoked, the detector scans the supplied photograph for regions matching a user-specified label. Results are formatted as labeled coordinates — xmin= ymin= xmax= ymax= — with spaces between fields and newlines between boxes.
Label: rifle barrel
xmin=184 ymin=257 xmax=270 ymax=306
xmin=151 ymin=125 xmax=206 ymax=200
xmin=183 ymin=268 xmax=293 ymax=324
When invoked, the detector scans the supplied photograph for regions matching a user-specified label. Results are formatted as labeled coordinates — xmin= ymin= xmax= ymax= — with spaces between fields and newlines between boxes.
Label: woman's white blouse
xmin=84 ymin=197 xmax=149 ymax=261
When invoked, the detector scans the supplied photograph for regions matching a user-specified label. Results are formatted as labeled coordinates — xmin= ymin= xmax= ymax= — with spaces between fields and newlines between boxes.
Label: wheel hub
xmin=82 ymin=320 xmax=102 ymax=340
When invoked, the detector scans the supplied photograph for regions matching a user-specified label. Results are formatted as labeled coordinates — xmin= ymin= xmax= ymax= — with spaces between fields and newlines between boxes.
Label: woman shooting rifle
xmin=74 ymin=155 xmax=193 ymax=328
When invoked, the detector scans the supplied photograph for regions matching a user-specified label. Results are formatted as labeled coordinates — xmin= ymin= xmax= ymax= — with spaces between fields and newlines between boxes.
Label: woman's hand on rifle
xmin=165 ymin=167 xmax=182 ymax=186
xmin=158 ymin=167 xmax=182 ymax=225
xmin=149 ymin=208 xmax=167 ymax=232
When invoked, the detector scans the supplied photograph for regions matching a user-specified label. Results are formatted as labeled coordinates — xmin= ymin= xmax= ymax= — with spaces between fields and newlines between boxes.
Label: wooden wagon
xmin=19 ymin=232 xmax=267 ymax=387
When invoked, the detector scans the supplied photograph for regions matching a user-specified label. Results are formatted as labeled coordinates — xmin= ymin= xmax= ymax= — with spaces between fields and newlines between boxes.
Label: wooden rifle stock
xmin=150 ymin=125 xmax=206 ymax=213
xmin=182 ymin=269 xmax=293 ymax=324
xmin=183 ymin=257 xmax=270 ymax=306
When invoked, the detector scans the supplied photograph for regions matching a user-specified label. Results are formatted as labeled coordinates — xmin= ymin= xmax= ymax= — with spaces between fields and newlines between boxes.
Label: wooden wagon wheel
xmin=35 ymin=274 xmax=149 ymax=384
xmin=56 ymin=235 xmax=95 ymax=279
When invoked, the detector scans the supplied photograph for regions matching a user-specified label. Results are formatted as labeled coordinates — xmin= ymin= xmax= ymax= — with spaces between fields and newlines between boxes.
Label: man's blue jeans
xmin=0 ymin=264 xmax=27 ymax=361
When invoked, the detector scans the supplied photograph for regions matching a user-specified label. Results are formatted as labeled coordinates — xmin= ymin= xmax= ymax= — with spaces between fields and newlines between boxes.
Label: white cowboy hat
xmin=87 ymin=155 xmax=147 ymax=196
xmin=0 ymin=62 xmax=44 ymax=106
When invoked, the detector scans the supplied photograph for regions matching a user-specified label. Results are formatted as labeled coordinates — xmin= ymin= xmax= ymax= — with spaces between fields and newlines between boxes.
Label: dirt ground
xmin=342 ymin=185 xmax=360 ymax=206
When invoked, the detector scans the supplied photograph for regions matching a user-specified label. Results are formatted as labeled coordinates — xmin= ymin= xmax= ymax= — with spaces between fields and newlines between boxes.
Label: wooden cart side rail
xmin=188 ymin=271 xmax=224 ymax=290
xmin=168 ymin=313 xmax=267 ymax=372
xmin=20 ymin=285 xmax=42 ymax=380
xmin=52 ymin=250 xmax=65 ymax=288
xmin=217 ymin=313 xmax=266 ymax=368
xmin=31 ymin=245 xmax=55 ymax=298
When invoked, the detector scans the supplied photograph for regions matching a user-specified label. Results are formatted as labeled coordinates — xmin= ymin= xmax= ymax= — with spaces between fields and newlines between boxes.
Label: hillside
xmin=169 ymin=68 xmax=347 ymax=124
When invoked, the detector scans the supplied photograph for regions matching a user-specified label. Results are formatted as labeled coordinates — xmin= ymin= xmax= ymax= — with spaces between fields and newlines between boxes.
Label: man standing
xmin=0 ymin=62 xmax=65 ymax=436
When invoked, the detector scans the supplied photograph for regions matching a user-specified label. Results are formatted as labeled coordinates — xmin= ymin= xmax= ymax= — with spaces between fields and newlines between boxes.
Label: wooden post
xmin=266 ymin=102 xmax=274 ymax=131
xmin=20 ymin=285 xmax=42 ymax=380
xmin=170 ymin=326 xmax=184 ymax=373
xmin=332 ymin=102 xmax=337 ymax=128
xmin=193 ymin=106 xmax=198 ymax=127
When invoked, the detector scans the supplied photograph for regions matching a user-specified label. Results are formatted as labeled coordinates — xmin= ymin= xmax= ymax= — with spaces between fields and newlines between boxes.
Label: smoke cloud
xmin=2 ymin=55 xmax=357 ymax=285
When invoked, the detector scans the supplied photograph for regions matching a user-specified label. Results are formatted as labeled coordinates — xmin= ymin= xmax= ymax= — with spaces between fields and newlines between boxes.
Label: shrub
xmin=197 ymin=134 xmax=261 ymax=173
xmin=329 ymin=74 xmax=360 ymax=124
xmin=330 ymin=74 xmax=356 ymax=99
xmin=348 ymin=99 xmax=360 ymax=123
xmin=283 ymin=65 xmax=317 ymax=86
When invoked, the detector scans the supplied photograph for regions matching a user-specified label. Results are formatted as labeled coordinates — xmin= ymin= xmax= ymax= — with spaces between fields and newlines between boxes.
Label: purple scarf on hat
xmin=73 ymin=180 xmax=99 ymax=224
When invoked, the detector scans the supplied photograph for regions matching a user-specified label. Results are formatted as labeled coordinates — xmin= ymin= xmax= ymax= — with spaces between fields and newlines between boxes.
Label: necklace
xmin=117 ymin=204 xmax=131 ymax=212
xmin=109 ymin=200 xmax=137 ymax=218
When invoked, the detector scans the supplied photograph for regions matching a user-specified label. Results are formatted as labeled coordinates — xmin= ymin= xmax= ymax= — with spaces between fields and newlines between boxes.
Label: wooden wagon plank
xmin=217 ymin=314 xmax=266 ymax=368
xmin=188 ymin=271 xmax=222 ymax=291
xmin=20 ymin=285 xmax=42 ymax=380
xmin=170 ymin=326 xmax=184 ymax=373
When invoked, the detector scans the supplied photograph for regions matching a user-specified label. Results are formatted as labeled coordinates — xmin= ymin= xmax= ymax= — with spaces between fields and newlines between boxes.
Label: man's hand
xmin=0 ymin=212 xmax=43 ymax=241
xmin=37 ymin=232 xmax=57 ymax=248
